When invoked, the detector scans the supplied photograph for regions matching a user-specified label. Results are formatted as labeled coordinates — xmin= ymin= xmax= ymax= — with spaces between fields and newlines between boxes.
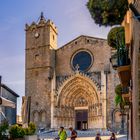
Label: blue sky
xmin=0 ymin=0 xmax=110 ymax=115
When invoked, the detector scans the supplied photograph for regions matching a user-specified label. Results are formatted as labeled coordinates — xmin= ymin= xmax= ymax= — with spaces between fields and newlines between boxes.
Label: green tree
xmin=87 ymin=0 xmax=128 ymax=26
xmin=107 ymin=26 xmax=125 ymax=49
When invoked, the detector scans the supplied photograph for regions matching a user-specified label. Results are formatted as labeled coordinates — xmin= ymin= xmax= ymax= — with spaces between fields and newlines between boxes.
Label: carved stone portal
xmin=54 ymin=73 xmax=105 ymax=129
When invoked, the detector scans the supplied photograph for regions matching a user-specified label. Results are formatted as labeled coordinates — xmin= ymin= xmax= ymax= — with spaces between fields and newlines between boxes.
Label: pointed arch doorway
xmin=75 ymin=107 xmax=88 ymax=130
xmin=55 ymin=73 xmax=104 ymax=129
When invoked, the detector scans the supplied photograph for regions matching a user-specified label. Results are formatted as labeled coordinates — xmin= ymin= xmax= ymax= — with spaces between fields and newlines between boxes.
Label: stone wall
xmin=131 ymin=12 xmax=140 ymax=140
xmin=56 ymin=36 xmax=110 ymax=75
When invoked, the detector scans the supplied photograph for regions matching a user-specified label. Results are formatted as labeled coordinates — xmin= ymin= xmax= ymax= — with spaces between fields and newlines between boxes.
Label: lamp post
xmin=110 ymin=53 xmax=118 ymax=70
xmin=120 ymin=110 xmax=125 ymax=134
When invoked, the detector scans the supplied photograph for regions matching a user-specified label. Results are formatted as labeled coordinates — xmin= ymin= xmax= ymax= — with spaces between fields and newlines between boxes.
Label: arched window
xmin=33 ymin=111 xmax=39 ymax=122
xmin=115 ymin=111 xmax=122 ymax=123
xmin=41 ymin=111 xmax=46 ymax=122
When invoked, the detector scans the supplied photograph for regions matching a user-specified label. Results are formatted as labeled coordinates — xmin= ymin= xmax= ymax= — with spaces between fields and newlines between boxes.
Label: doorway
xmin=75 ymin=110 xmax=88 ymax=130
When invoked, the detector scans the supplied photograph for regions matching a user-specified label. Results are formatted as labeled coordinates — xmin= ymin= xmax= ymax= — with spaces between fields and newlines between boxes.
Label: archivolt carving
xmin=57 ymin=72 xmax=100 ymax=107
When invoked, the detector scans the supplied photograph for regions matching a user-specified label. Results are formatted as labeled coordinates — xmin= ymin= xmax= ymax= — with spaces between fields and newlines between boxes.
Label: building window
xmin=53 ymin=35 xmax=55 ymax=41
xmin=71 ymin=50 xmax=93 ymax=71
xmin=35 ymin=54 xmax=39 ymax=61
xmin=87 ymin=39 xmax=90 ymax=43
xmin=115 ymin=111 xmax=122 ymax=123
xmin=33 ymin=111 xmax=39 ymax=122
xmin=41 ymin=111 xmax=46 ymax=122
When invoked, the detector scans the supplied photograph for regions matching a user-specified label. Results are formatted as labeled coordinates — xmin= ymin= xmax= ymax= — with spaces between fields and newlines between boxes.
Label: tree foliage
xmin=107 ymin=26 xmax=125 ymax=49
xmin=87 ymin=0 xmax=128 ymax=26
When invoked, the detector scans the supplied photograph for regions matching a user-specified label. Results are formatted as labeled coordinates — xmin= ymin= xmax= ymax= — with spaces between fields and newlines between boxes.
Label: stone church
xmin=24 ymin=14 xmax=122 ymax=130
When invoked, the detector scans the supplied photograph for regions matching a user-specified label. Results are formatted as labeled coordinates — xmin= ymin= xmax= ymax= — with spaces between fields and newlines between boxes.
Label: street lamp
xmin=110 ymin=53 xmax=118 ymax=70
xmin=120 ymin=110 xmax=125 ymax=134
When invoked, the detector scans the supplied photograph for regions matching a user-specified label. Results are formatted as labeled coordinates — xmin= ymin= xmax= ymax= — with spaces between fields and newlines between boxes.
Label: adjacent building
xmin=0 ymin=77 xmax=19 ymax=124
xmin=122 ymin=0 xmax=140 ymax=139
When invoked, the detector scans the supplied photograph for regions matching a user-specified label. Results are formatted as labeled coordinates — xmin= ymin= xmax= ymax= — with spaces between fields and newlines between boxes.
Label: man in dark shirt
xmin=95 ymin=133 xmax=102 ymax=140
xmin=69 ymin=127 xmax=77 ymax=140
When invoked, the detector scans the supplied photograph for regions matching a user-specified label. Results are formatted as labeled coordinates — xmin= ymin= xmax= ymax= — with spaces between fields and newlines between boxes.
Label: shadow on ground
xmin=117 ymin=136 xmax=127 ymax=140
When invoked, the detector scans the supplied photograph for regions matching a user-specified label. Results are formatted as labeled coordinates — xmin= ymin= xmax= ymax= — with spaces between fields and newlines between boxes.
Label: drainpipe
xmin=104 ymin=64 xmax=110 ymax=129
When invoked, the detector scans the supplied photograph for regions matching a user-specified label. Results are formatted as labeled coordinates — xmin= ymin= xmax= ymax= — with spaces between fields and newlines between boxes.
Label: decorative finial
xmin=40 ymin=12 xmax=44 ymax=20
xmin=38 ymin=12 xmax=46 ymax=24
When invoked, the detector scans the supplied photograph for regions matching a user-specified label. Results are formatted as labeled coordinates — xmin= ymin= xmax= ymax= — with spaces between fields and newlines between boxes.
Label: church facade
xmin=25 ymin=14 xmax=121 ymax=130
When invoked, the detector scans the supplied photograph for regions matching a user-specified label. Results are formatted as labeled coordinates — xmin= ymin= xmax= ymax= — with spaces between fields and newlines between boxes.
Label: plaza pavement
xmin=40 ymin=135 xmax=127 ymax=140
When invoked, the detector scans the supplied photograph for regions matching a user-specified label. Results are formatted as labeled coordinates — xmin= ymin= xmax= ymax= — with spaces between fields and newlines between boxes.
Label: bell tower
xmin=25 ymin=13 xmax=58 ymax=128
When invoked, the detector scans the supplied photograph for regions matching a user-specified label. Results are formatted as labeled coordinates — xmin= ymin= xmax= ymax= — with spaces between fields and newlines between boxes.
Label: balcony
xmin=117 ymin=65 xmax=131 ymax=87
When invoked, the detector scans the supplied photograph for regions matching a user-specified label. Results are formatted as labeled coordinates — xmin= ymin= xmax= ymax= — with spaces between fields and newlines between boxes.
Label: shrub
xmin=0 ymin=120 xmax=9 ymax=139
xmin=24 ymin=122 xmax=36 ymax=135
xmin=9 ymin=124 xmax=25 ymax=138
xmin=87 ymin=0 xmax=129 ymax=26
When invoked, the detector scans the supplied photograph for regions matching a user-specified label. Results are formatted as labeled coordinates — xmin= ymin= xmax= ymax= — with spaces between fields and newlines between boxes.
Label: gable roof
xmin=57 ymin=35 xmax=107 ymax=50
xmin=1 ymin=84 xmax=19 ymax=97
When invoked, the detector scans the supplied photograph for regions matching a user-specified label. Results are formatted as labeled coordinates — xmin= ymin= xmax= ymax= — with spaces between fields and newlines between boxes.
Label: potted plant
xmin=0 ymin=119 xmax=9 ymax=140
xmin=115 ymin=94 xmax=125 ymax=109
xmin=108 ymin=26 xmax=130 ymax=66
xmin=24 ymin=122 xmax=37 ymax=140
xmin=87 ymin=0 xmax=129 ymax=26
xmin=115 ymin=84 xmax=130 ymax=107
xmin=115 ymin=85 xmax=126 ymax=110
xmin=9 ymin=124 xmax=25 ymax=140
xmin=108 ymin=26 xmax=131 ymax=87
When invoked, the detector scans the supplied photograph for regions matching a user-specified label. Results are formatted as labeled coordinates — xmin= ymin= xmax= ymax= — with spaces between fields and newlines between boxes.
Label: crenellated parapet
xmin=25 ymin=12 xmax=58 ymax=34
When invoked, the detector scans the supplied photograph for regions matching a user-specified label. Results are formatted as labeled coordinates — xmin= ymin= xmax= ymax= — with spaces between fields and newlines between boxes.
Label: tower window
xmin=35 ymin=54 xmax=39 ymax=61
xmin=87 ymin=39 xmax=90 ymax=43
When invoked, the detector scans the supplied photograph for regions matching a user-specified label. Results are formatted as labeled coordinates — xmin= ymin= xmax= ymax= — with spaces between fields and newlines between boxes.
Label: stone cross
xmin=75 ymin=64 xmax=80 ymax=71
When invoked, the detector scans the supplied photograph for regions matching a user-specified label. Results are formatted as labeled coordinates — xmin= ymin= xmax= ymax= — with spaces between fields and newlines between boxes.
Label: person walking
xmin=57 ymin=126 xmax=67 ymax=140
xmin=109 ymin=132 xmax=117 ymax=140
xmin=95 ymin=133 xmax=102 ymax=140
xmin=69 ymin=127 xmax=77 ymax=140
